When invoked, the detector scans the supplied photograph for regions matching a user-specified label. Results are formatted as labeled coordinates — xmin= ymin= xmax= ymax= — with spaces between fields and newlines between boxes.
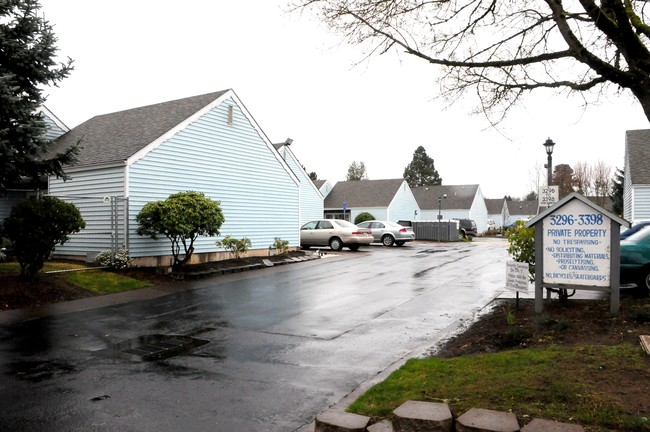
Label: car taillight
xmin=399 ymin=228 xmax=407 ymax=233
xmin=352 ymin=231 xmax=370 ymax=235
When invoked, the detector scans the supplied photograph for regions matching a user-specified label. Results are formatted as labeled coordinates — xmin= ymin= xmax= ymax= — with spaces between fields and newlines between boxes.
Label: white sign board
xmin=506 ymin=261 xmax=530 ymax=293
xmin=542 ymin=199 xmax=611 ymax=287
xmin=539 ymin=186 xmax=559 ymax=207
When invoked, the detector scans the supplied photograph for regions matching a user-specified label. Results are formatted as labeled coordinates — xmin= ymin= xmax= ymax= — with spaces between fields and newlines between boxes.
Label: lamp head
xmin=543 ymin=138 xmax=555 ymax=155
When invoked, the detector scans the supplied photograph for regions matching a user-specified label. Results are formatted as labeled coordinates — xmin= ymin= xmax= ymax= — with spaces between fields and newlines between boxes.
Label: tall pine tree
xmin=610 ymin=167 xmax=624 ymax=216
xmin=403 ymin=146 xmax=441 ymax=187
xmin=0 ymin=0 xmax=78 ymax=193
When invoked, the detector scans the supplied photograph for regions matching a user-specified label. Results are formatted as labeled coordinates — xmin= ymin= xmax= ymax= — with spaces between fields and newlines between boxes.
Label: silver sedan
xmin=300 ymin=219 xmax=373 ymax=251
xmin=356 ymin=220 xmax=415 ymax=247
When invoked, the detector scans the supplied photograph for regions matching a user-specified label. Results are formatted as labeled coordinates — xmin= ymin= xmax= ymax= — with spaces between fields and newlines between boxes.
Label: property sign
xmin=506 ymin=261 xmax=530 ymax=293
xmin=542 ymin=199 xmax=611 ymax=287
xmin=538 ymin=186 xmax=559 ymax=207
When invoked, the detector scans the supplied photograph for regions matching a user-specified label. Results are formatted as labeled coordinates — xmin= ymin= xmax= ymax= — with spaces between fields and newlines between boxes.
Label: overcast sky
xmin=40 ymin=0 xmax=649 ymax=199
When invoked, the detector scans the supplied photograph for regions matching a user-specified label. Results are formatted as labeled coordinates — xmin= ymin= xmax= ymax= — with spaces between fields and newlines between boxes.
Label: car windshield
xmin=623 ymin=226 xmax=650 ymax=243
xmin=333 ymin=220 xmax=355 ymax=228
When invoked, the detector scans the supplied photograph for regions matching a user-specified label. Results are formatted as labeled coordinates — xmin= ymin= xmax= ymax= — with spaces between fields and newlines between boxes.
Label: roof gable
xmin=324 ymin=179 xmax=406 ymax=208
xmin=50 ymin=90 xmax=230 ymax=167
xmin=411 ymin=184 xmax=479 ymax=210
xmin=485 ymin=198 xmax=505 ymax=214
xmin=507 ymin=199 xmax=538 ymax=216
xmin=625 ymin=129 xmax=650 ymax=185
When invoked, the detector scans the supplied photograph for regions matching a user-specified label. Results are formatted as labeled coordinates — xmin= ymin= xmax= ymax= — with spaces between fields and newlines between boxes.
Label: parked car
xmin=454 ymin=218 xmax=478 ymax=238
xmin=620 ymin=227 xmax=650 ymax=291
xmin=300 ymin=219 xmax=373 ymax=251
xmin=620 ymin=220 xmax=650 ymax=240
xmin=356 ymin=220 xmax=415 ymax=247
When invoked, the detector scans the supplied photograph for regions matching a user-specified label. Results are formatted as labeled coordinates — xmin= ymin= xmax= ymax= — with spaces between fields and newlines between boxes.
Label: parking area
xmin=0 ymin=239 xmax=510 ymax=431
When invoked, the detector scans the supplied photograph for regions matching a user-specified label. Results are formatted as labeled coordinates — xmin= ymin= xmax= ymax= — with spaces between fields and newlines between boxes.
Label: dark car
xmin=620 ymin=227 xmax=650 ymax=291
xmin=620 ymin=220 xmax=650 ymax=240
xmin=454 ymin=218 xmax=478 ymax=238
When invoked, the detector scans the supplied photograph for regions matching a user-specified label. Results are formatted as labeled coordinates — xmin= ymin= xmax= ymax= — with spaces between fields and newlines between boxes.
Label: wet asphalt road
xmin=0 ymin=239 xmax=509 ymax=431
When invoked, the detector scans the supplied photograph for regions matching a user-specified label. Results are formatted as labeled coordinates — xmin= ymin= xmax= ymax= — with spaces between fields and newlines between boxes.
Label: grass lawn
xmin=348 ymin=297 xmax=650 ymax=432
xmin=0 ymin=261 xmax=152 ymax=295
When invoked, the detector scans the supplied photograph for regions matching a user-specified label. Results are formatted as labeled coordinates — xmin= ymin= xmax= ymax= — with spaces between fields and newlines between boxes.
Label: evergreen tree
xmin=0 ymin=0 xmax=78 ymax=193
xmin=610 ymin=167 xmax=624 ymax=216
xmin=308 ymin=172 xmax=318 ymax=181
xmin=403 ymin=146 xmax=441 ymax=187
xmin=523 ymin=191 xmax=538 ymax=201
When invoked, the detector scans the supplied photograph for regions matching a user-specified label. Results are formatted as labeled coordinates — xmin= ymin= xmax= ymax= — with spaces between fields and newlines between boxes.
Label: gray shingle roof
xmin=411 ymin=185 xmax=479 ymax=210
xmin=313 ymin=180 xmax=326 ymax=189
xmin=507 ymin=200 xmax=538 ymax=216
xmin=485 ymin=198 xmax=504 ymax=214
xmin=625 ymin=129 xmax=650 ymax=185
xmin=49 ymin=90 xmax=229 ymax=166
xmin=324 ymin=179 xmax=406 ymax=209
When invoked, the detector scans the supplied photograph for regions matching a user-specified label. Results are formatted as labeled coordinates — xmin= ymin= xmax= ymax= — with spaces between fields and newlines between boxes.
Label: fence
xmin=412 ymin=220 xmax=460 ymax=242
xmin=47 ymin=194 xmax=129 ymax=260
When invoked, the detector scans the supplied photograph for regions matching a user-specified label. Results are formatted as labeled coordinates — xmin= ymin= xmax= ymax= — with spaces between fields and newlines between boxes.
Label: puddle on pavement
xmin=97 ymin=334 xmax=209 ymax=361
xmin=7 ymin=358 xmax=77 ymax=382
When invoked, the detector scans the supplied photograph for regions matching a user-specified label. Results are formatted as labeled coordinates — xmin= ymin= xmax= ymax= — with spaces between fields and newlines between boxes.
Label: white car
xmin=300 ymin=219 xmax=373 ymax=251
xmin=356 ymin=220 xmax=415 ymax=246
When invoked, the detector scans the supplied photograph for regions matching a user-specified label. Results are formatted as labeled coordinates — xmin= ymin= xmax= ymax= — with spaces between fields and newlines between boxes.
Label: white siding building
xmin=624 ymin=130 xmax=650 ymax=222
xmin=412 ymin=185 xmax=489 ymax=233
xmin=273 ymin=141 xmax=324 ymax=226
xmin=323 ymin=179 xmax=420 ymax=223
xmin=47 ymin=90 xmax=300 ymax=266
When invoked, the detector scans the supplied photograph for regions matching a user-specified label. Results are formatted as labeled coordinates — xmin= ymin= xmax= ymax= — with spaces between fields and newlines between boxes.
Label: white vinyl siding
xmin=48 ymin=166 xmax=127 ymax=257
xmin=279 ymin=147 xmax=324 ymax=225
xmin=631 ymin=186 xmax=650 ymax=221
xmin=624 ymin=157 xmax=634 ymax=221
xmin=40 ymin=109 xmax=68 ymax=141
xmin=0 ymin=192 xmax=26 ymax=221
xmin=386 ymin=181 xmax=420 ymax=222
xmin=468 ymin=187 xmax=489 ymax=233
xmin=127 ymin=99 xmax=299 ymax=258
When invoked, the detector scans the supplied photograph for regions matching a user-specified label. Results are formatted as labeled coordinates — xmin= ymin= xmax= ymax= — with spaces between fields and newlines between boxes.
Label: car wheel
xmin=300 ymin=244 xmax=310 ymax=250
xmin=637 ymin=267 xmax=650 ymax=293
xmin=348 ymin=245 xmax=360 ymax=251
xmin=382 ymin=235 xmax=395 ymax=247
xmin=329 ymin=237 xmax=343 ymax=251
xmin=395 ymin=241 xmax=405 ymax=246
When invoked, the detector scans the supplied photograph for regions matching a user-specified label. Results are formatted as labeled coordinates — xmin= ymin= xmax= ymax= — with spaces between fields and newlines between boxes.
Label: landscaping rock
xmin=368 ymin=419 xmax=395 ymax=432
xmin=521 ymin=418 xmax=585 ymax=432
xmin=393 ymin=400 xmax=453 ymax=431
xmin=456 ymin=408 xmax=519 ymax=432
xmin=314 ymin=410 xmax=370 ymax=432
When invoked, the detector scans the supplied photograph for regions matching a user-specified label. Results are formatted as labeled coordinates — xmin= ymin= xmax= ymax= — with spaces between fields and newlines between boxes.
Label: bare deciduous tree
xmin=573 ymin=161 xmax=593 ymax=195
xmin=295 ymin=0 xmax=650 ymax=123
xmin=592 ymin=160 xmax=612 ymax=201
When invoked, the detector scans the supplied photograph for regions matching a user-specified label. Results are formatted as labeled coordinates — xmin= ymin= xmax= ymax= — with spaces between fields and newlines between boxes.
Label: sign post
xmin=538 ymin=186 xmax=559 ymax=208
xmin=506 ymin=260 xmax=530 ymax=309
xmin=526 ymin=193 xmax=629 ymax=313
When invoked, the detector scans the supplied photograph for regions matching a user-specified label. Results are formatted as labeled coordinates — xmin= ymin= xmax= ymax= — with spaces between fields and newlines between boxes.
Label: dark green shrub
xmin=136 ymin=191 xmax=225 ymax=266
xmin=354 ymin=212 xmax=375 ymax=225
xmin=2 ymin=196 xmax=85 ymax=279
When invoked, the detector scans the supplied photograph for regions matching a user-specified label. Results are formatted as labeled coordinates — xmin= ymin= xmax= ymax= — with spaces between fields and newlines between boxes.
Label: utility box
xmin=526 ymin=192 xmax=629 ymax=313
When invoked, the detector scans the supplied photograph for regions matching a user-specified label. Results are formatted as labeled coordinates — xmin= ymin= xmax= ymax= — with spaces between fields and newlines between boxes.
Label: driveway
xmin=0 ymin=239 xmax=509 ymax=431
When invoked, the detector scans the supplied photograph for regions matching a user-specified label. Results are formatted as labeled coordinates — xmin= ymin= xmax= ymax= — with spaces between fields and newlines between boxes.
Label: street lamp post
xmin=543 ymin=138 xmax=555 ymax=186
xmin=437 ymin=194 xmax=446 ymax=241
xmin=438 ymin=194 xmax=446 ymax=220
